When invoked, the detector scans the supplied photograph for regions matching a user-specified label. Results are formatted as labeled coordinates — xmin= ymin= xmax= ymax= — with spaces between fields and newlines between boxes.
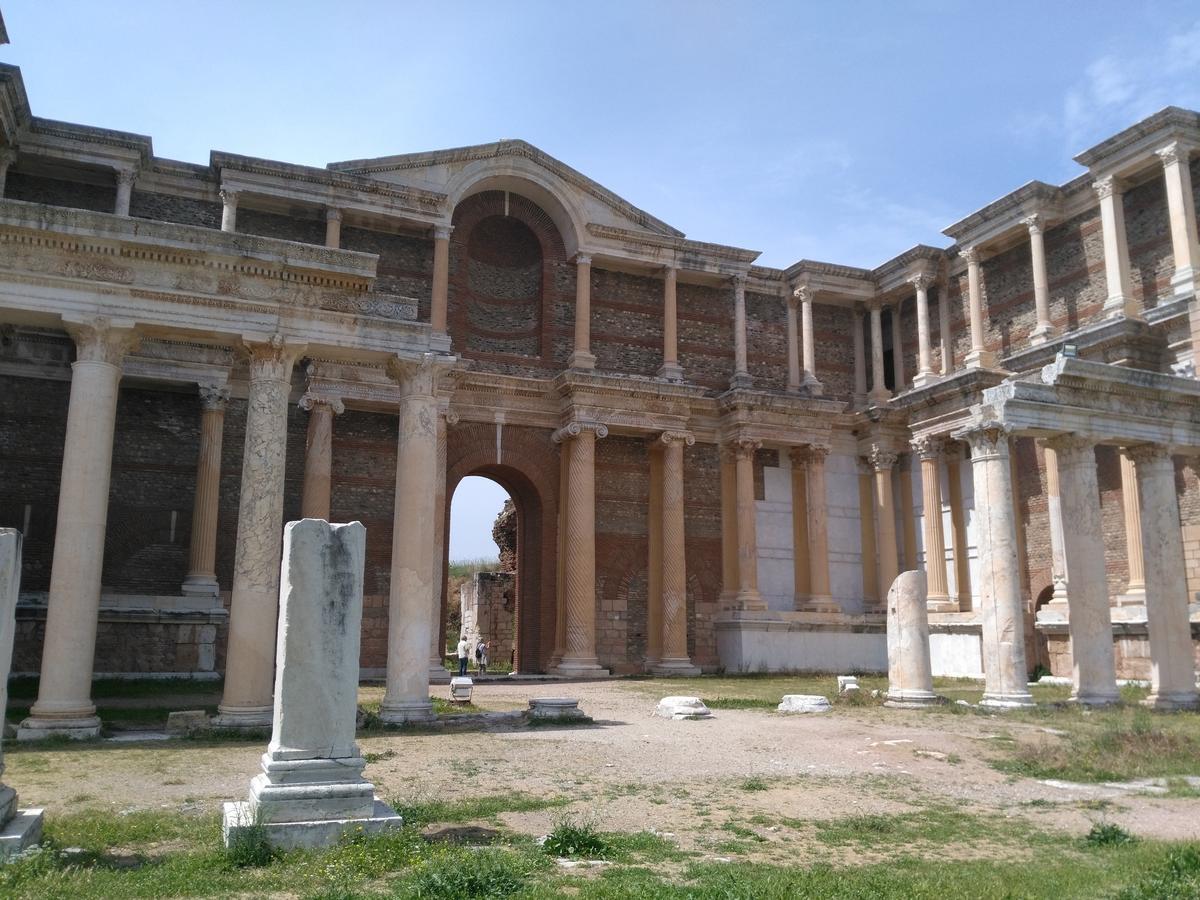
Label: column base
xmin=980 ymin=691 xmax=1035 ymax=709
xmin=1103 ymin=298 xmax=1142 ymax=320
xmin=211 ymin=705 xmax=273 ymax=731
xmin=799 ymin=375 xmax=823 ymax=397
xmin=1069 ymin=690 xmax=1120 ymax=708
xmin=429 ymin=331 xmax=453 ymax=354
xmin=963 ymin=349 xmax=997 ymax=369
xmin=911 ymin=371 xmax=940 ymax=389
xmin=1115 ymin=589 xmax=1146 ymax=607
xmin=729 ymin=373 xmax=754 ymax=390
xmin=568 ymin=350 xmax=597 ymax=370
xmin=926 ymin=596 xmax=958 ymax=614
xmin=379 ymin=700 xmax=435 ymax=724
xmin=428 ymin=663 xmax=451 ymax=685
xmin=181 ymin=574 xmax=220 ymax=597
xmin=1143 ymin=691 xmax=1200 ymax=711
xmin=884 ymin=690 xmax=940 ymax=708
xmin=734 ymin=589 xmax=767 ymax=611
xmin=657 ymin=362 xmax=684 ymax=382
xmin=1029 ymin=323 xmax=1056 ymax=345
xmin=717 ymin=590 xmax=739 ymax=612
xmin=650 ymin=658 xmax=701 ymax=677
xmin=867 ymin=389 xmax=891 ymax=405
xmin=550 ymin=658 xmax=610 ymax=678
xmin=802 ymin=594 xmax=841 ymax=614
xmin=17 ymin=714 xmax=101 ymax=741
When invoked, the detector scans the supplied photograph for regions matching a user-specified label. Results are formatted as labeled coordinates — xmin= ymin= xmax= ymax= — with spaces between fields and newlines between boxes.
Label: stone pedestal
xmin=0 ymin=530 xmax=45 ymax=859
xmin=884 ymin=570 xmax=937 ymax=707
xmin=223 ymin=520 xmax=401 ymax=851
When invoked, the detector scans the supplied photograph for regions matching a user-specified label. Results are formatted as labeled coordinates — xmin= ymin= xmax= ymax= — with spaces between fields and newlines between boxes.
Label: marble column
xmin=718 ymin=446 xmax=740 ymax=608
xmin=952 ymin=424 xmax=1034 ymax=707
xmin=852 ymin=305 xmax=868 ymax=405
xmin=1022 ymin=214 xmax=1055 ymax=344
xmin=299 ymin=394 xmax=344 ymax=521
xmin=785 ymin=290 xmax=801 ymax=393
xmin=220 ymin=189 xmax=239 ymax=233
xmin=857 ymin=460 xmax=879 ymax=609
xmin=799 ymin=286 xmax=821 ymax=393
xmin=429 ymin=408 xmax=455 ymax=685
xmin=1093 ymin=175 xmax=1137 ymax=318
xmin=912 ymin=436 xmax=952 ymax=612
xmin=1046 ymin=434 xmax=1118 ymax=706
xmin=19 ymin=319 xmax=139 ymax=740
xmin=938 ymin=272 xmax=953 ymax=375
xmin=898 ymin=457 xmax=917 ymax=572
xmin=802 ymin=444 xmax=836 ymax=613
xmin=1157 ymin=142 xmax=1200 ymax=299
xmin=962 ymin=247 xmax=996 ymax=368
xmin=381 ymin=355 xmax=444 ymax=722
xmin=659 ymin=266 xmax=683 ymax=381
xmin=430 ymin=224 xmax=452 ymax=335
xmin=182 ymin=383 xmax=230 ymax=598
xmin=114 ymin=169 xmax=135 ymax=217
xmin=1129 ymin=444 xmax=1199 ymax=710
xmin=1117 ymin=449 xmax=1146 ymax=605
xmin=731 ymin=274 xmax=752 ymax=388
xmin=788 ymin=448 xmax=810 ymax=608
xmin=911 ymin=273 xmax=937 ymax=387
xmin=732 ymin=438 xmax=765 ymax=610
xmin=215 ymin=337 xmax=305 ymax=728
xmin=1041 ymin=443 xmax=1070 ymax=608
xmin=870 ymin=445 xmax=900 ymax=600
xmin=868 ymin=301 xmax=889 ymax=403
xmin=552 ymin=421 xmax=608 ymax=675
xmin=646 ymin=439 xmax=664 ymax=668
xmin=552 ymin=438 xmax=571 ymax=665
xmin=569 ymin=254 xmax=596 ymax=370
xmin=890 ymin=302 xmax=906 ymax=393
xmin=325 ymin=207 xmax=342 ymax=250
xmin=654 ymin=431 xmax=699 ymax=675
xmin=945 ymin=445 xmax=972 ymax=610
xmin=0 ymin=148 xmax=14 ymax=197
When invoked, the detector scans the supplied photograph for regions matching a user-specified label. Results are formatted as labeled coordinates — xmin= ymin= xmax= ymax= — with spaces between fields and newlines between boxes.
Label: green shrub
xmin=407 ymin=847 xmax=537 ymax=899
xmin=1086 ymin=821 xmax=1137 ymax=847
xmin=541 ymin=816 xmax=611 ymax=859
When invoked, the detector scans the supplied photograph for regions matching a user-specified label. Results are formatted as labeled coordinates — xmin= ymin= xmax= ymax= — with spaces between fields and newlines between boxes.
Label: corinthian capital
xmin=219 ymin=188 xmax=239 ymax=206
xmin=959 ymin=246 xmax=980 ymax=266
xmin=198 ymin=382 xmax=231 ymax=411
xmin=1092 ymin=175 xmax=1119 ymax=200
xmin=791 ymin=284 xmax=813 ymax=307
xmin=387 ymin=352 xmax=458 ymax=399
xmin=66 ymin=317 xmax=140 ymax=365
xmin=910 ymin=434 xmax=943 ymax=460
xmin=729 ymin=437 xmax=761 ymax=460
xmin=868 ymin=444 xmax=897 ymax=471
xmin=114 ymin=167 xmax=137 ymax=188
xmin=1155 ymin=142 xmax=1185 ymax=167
xmin=241 ymin=333 xmax=306 ymax=382
xmin=908 ymin=272 xmax=935 ymax=292
xmin=1019 ymin=213 xmax=1044 ymax=235
xmin=951 ymin=422 xmax=1011 ymax=458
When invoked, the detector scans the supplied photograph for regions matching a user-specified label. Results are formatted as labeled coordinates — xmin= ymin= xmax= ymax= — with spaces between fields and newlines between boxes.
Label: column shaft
xmin=325 ymin=208 xmax=342 ymax=250
xmin=431 ymin=225 xmax=452 ymax=334
xmin=381 ymin=357 xmax=442 ymax=722
xmin=21 ymin=323 xmax=136 ymax=739
xmin=718 ymin=448 xmax=739 ymax=607
xmin=182 ymin=385 xmax=228 ymax=597
xmin=899 ymin=458 xmax=917 ymax=571
xmin=1049 ymin=435 xmax=1118 ymax=705
xmin=963 ymin=248 xmax=995 ymax=367
xmin=1118 ymin=449 xmax=1146 ymax=604
xmin=804 ymin=446 xmax=835 ymax=612
xmin=570 ymin=256 xmax=595 ymax=369
xmin=800 ymin=288 xmax=819 ymax=391
xmin=789 ymin=449 xmax=810 ymax=606
xmin=655 ymin=433 xmax=698 ymax=673
xmin=1158 ymin=143 xmax=1200 ymax=297
xmin=1094 ymin=176 xmax=1137 ymax=318
xmin=955 ymin=425 xmax=1034 ymax=707
xmin=659 ymin=267 xmax=682 ymax=380
xmin=646 ymin=443 xmax=664 ymax=667
xmin=912 ymin=274 xmax=936 ymax=386
xmin=0 ymin=148 xmax=14 ymax=197
xmin=114 ymin=170 xmax=134 ymax=217
xmin=937 ymin=276 xmax=953 ymax=375
xmin=785 ymin=295 xmax=801 ymax=392
xmin=914 ymin=441 xmax=952 ymax=610
xmin=868 ymin=302 xmax=889 ymax=401
xmin=300 ymin=398 xmax=339 ymax=520
xmin=552 ymin=439 xmax=571 ymax=664
xmin=853 ymin=306 xmax=868 ymax=400
xmin=429 ymin=409 xmax=452 ymax=683
xmin=733 ymin=440 xmax=764 ymax=609
xmin=555 ymin=426 xmax=607 ymax=674
xmin=216 ymin=338 xmax=302 ymax=727
xmin=871 ymin=447 xmax=899 ymax=598
xmin=732 ymin=275 xmax=750 ymax=387
xmin=1024 ymin=215 xmax=1054 ymax=343
xmin=1130 ymin=445 xmax=1199 ymax=709
xmin=946 ymin=448 xmax=972 ymax=609
xmin=220 ymin=190 xmax=238 ymax=233
xmin=1042 ymin=443 xmax=1069 ymax=606
xmin=857 ymin=463 xmax=879 ymax=609
xmin=890 ymin=303 xmax=905 ymax=392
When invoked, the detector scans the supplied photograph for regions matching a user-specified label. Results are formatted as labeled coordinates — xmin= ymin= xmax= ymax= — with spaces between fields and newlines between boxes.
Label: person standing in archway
xmin=477 ymin=639 xmax=489 ymax=675
xmin=456 ymin=635 xmax=470 ymax=677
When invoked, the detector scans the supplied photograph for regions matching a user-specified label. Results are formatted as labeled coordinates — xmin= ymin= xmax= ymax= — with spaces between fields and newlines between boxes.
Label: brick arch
xmin=448 ymin=191 xmax=571 ymax=373
xmin=444 ymin=421 xmax=560 ymax=672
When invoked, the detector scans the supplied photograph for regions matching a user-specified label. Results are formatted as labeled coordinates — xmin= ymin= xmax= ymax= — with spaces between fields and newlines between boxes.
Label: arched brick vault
xmin=443 ymin=422 xmax=560 ymax=673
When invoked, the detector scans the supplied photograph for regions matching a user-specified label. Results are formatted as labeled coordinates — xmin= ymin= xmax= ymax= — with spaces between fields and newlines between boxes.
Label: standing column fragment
xmin=182 ymin=383 xmax=229 ymax=598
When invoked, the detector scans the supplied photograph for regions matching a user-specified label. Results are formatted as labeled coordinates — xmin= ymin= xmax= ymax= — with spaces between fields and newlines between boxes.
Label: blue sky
xmin=4 ymin=1 xmax=1198 ymax=559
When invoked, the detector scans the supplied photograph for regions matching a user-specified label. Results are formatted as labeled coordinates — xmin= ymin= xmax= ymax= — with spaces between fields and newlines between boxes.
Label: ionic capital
xmin=908 ymin=272 xmax=935 ymax=292
xmin=1092 ymin=175 xmax=1120 ymax=201
xmin=66 ymin=317 xmax=140 ymax=365
xmin=1020 ymin=213 xmax=1044 ymax=235
xmin=1155 ymin=141 xmax=1186 ymax=168
xmin=952 ymin=422 xmax=1012 ymax=459
xmin=658 ymin=429 xmax=695 ymax=448
xmin=443 ymin=409 xmax=460 ymax=427
xmin=219 ymin=188 xmax=239 ymax=207
xmin=325 ymin=207 xmax=343 ymax=223
xmin=433 ymin=223 xmax=454 ymax=241
xmin=552 ymin=420 xmax=608 ymax=444
xmin=198 ymin=382 xmax=231 ymax=411
xmin=868 ymin=443 xmax=897 ymax=471
xmin=299 ymin=392 xmax=346 ymax=415
xmin=910 ymin=434 xmax=944 ymax=461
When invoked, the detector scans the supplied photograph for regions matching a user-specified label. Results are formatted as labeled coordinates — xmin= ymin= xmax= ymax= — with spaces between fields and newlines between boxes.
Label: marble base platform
xmin=223 ymin=799 xmax=401 ymax=851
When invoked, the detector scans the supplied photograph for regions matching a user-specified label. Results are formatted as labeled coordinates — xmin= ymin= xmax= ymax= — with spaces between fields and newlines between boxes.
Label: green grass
xmin=807 ymin=805 xmax=1049 ymax=851
xmin=739 ymin=777 xmax=769 ymax=792
xmin=6 ymin=676 xmax=223 ymax=702
xmin=392 ymin=792 xmax=569 ymax=827
xmin=447 ymin=557 xmax=500 ymax=577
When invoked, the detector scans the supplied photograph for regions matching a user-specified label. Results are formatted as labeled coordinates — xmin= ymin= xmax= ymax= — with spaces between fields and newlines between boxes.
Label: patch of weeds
xmin=703 ymin=697 xmax=777 ymax=710
xmin=1115 ymin=845 xmax=1200 ymax=899
xmin=362 ymin=748 xmax=396 ymax=764
xmin=393 ymin=793 xmax=567 ymax=827
xmin=1086 ymin=821 xmax=1138 ymax=847
xmin=605 ymin=830 xmax=684 ymax=863
xmin=224 ymin=814 xmax=277 ymax=869
xmin=812 ymin=806 xmax=1039 ymax=851
xmin=722 ymin=822 xmax=766 ymax=843
xmin=833 ymin=689 xmax=885 ymax=708
xmin=1081 ymin=798 xmax=1116 ymax=811
xmin=542 ymin=815 xmax=612 ymax=859
xmin=1165 ymin=778 xmax=1200 ymax=799
xmin=945 ymin=753 xmax=963 ymax=765
xmin=1021 ymin=798 xmax=1054 ymax=808
xmin=739 ymin=777 xmax=769 ymax=792
xmin=402 ymin=846 xmax=546 ymax=900
xmin=432 ymin=696 xmax=482 ymax=716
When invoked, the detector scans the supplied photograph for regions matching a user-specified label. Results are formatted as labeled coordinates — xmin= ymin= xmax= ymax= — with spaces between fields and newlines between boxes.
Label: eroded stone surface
xmin=885 ymin=570 xmax=937 ymax=707
xmin=654 ymin=696 xmax=712 ymax=719
xmin=777 ymin=694 xmax=831 ymax=714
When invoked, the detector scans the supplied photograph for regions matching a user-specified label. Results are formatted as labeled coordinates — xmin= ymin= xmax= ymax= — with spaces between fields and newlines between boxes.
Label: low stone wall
xmin=715 ymin=613 xmax=888 ymax=673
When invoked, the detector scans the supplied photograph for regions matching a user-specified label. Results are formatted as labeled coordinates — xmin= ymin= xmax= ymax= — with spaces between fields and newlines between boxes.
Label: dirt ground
xmin=7 ymin=678 xmax=1199 ymax=865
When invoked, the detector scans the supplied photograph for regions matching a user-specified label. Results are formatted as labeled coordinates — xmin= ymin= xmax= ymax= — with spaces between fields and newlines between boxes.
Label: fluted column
xmin=857 ymin=460 xmax=879 ymax=609
xmin=569 ymin=255 xmax=596 ymax=370
xmin=852 ymin=304 xmax=868 ymax=405
xmin=1158 ymin=142 xmax=1200 ymax=299
xmin=114 ymin=169 xmax=135 ymax=217
xmin=912 ymin=436 xmax=952 ymax=612
xmin=785 ymin=291 xmax=801 ymax=393
xmin=552 ymin=438 xmax=572 ymax=665
xmin=868 ymin=301 xmax=889 ymax=402
xmin=945 ymin=445 xmax=972 ymax=609
xmin=962 ymin=247 xmax=996 ymax=368
xmin=1041 ymin=443 xmax=1070 ymax=608
xmin=381 ymin=355 xmax=445 ymax=722
xmin=1128 ymin=444 xmax=1199 ymax=710
xmin=0 ymin=148 xmax=15 ymax=197
xmin=214 ymin=335 xmax=305 ymax=729
xmin=659 ymin=266 xmax=683 ymax=381
xmin=1046 ymin=434 xmax=1118 ymax=706
xmin=19 ymin=319 xmax=138 ymax=740
xmin=1117 ymin=449 xmax=1146 ymax=605
xmin=220 ymin=189 xmax=239 ymax=233
xmin=870 ymin=445 xmax=900 ymax=599
xmin=731 ymin=274 xmax=752 ymax=388
xmin=431 ymin=224 xmax=452 ymax=336
xmin=429 ymin=408 xmax=455 ymax=684
xmin=181 ymin=383 xmax=229 ymax=598
xmin=890 ymin=302 xmax=906 ymax=392
xmin=952 ymin=424 xmax=1034 ymax=708
xmin=801 ymin=444 xmax=835 ymax=613
xmin=646 ymin=439 xmax=664 ymax=668
xmin=788 ymin=447 xmax=810 ymax=608
xmin=1093 ymin=175 xmax=1138 ymax=318
xmin=654 ymin=431 xmax=699 ymax=675
xmin=718 ymin=446 xmax=739 ymax=608
xmin=325 ymin=207 xmax=342 ymax=249
xmin=911 ymin=273 xmax=937 ymax=387
xmin=299 ymin=394 xmax=344 ymax=521
xmin=1022 ymin=214 xmax=1055 ymax=344
xmin=732 ymin=438 xmax=765 ymax=609
xmin=898 ymin=456 xmax=917 ymax=571
xmin=552 ymin=421 xmax=609 ymax=675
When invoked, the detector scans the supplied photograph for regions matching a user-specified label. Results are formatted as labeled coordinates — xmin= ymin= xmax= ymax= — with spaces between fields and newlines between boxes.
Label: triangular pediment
xmin=328 ymin=139 xmax=683 ymax=239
